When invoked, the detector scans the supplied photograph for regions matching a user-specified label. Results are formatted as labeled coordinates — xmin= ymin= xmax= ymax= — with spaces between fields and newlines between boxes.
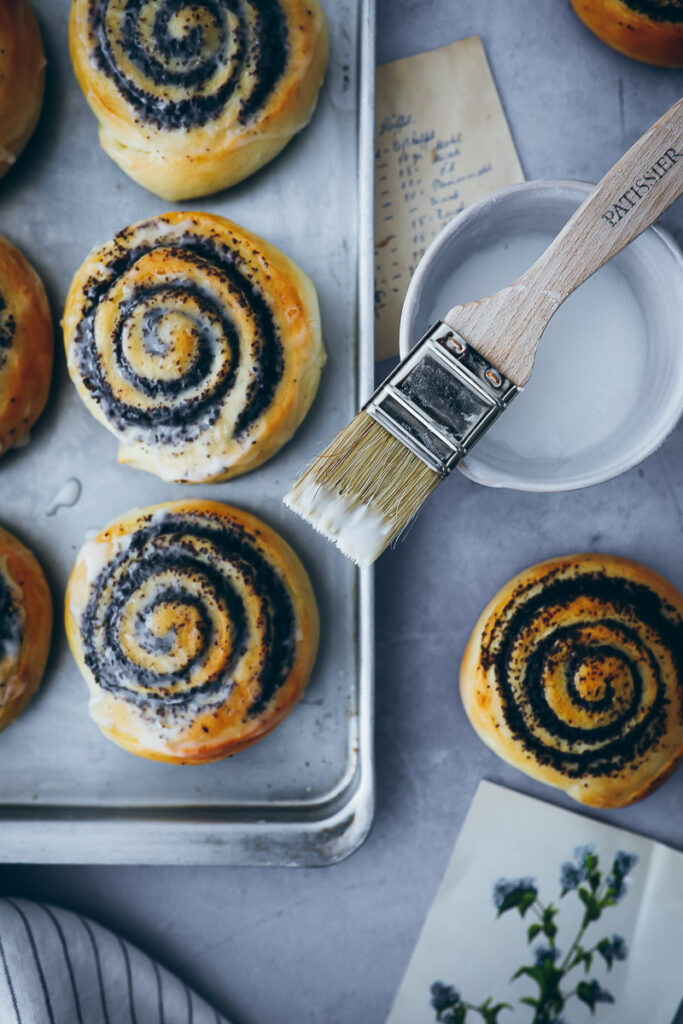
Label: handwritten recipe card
xmin=374 ymin=37 xmax=524 ymax=360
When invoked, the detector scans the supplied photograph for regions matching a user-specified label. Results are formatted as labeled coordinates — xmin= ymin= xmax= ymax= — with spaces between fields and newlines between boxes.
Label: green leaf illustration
xmin=577 ymin=979 xmax=615 ymax=1013
xmin=542 ymin=906 xmax=558 ymax=940
xmin=584 ymin=853 xmax=599 ymax=876
xmin=511 ymin=965 xmax=543 ymax=985
xmin=495 ymin=884 xmax=538 ymax=919
xmin=479 ymin=998 xmax=513 ymax=1023
xmin=578 ymin=887 xmax=601 ymax=925
xmin=527 ymin=922 xmax=542 ymax=943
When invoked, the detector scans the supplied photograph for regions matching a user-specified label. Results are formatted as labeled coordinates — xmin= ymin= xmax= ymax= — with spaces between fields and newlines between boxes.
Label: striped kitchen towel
xmin=0 ymin=898 xmax=229 ymax=1024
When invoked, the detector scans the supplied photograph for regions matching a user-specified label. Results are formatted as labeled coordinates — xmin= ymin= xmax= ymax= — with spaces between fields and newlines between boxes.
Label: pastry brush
xmin=285 ymin=98 xmax=683 ymax=565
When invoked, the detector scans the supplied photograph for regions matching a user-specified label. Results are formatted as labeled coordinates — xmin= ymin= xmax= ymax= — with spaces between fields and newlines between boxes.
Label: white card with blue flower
xmin=387 ymin=781 xmax=683 ymax=1024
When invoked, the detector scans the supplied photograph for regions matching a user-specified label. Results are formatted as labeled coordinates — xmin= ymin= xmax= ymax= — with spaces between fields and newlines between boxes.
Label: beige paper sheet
xmin=374 ymin=36 xmax=524 ymax=361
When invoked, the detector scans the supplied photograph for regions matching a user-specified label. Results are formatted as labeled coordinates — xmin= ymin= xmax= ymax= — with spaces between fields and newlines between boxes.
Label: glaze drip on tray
xmin=483 ymin=567 xmax=683 ymax=779
xmin=80 ymin=508 xmax=296 ymax=717
xmin=88 ymin=0 xmax=289 ymax=130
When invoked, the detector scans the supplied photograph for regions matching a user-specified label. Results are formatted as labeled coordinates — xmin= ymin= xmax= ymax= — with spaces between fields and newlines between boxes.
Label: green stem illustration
xmin=429 ymin=846 xmax=637 ymax=1024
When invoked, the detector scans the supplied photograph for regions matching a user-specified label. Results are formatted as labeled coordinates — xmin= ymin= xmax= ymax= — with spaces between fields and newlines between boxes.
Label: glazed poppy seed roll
xmin=69 ymin=0 xmax=329 ymax=200
xmin=0 ymin=525 xmax=52 ymax=731
xmin=63 ymin=211 xmax=325 ymax=483
xmin=460 ymin=554 xmax=683 ymax=808
xmin=65 ymin=500 xmax=319 ymax=764
xmin=0 ymin=0 xmax=46 ymax=179
xmin=569 ymin=0 xmax=683 ymax=67
xmin=0 ymin=235 xmax=53 ymax=456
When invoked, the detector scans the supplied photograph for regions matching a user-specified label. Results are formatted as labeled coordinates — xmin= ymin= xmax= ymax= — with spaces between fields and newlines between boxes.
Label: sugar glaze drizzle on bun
xmin=63 ymin=211 xmax=324 ymax=483
xmin=69 ymin=0 xmax=329 ymax=199
xmin=65 ymin=500 xmax=319 ymax=764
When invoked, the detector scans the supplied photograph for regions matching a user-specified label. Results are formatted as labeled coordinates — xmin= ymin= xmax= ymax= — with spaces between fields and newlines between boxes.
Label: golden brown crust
xmin=460 ymin=554 xmax=683 ymax=807
xmin=65 ymin=500 xmax=319 ymax=764
xmin=0 ymin=525 xmax=52 ymax=731
xmin=69 ymin=0 xmax=329 ymax=200
xmin=570 ymin=0 xmax=683 ymax=66
xmin=0 ymin=235 xmax=53 ymax=456
xmin=0 ymin=0 xmax=45 ymax=178
xmin=62 ymin=211 xmax=324 ymax=483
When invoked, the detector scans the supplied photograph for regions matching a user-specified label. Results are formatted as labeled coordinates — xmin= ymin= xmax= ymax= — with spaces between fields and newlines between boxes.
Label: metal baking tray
xmin=0 ymin=0 xmax=375 ymax=865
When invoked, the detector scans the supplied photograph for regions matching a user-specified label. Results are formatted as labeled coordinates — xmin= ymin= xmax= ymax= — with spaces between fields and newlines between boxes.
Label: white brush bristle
xmin=284 ymin=411 xmax=441 ymax=566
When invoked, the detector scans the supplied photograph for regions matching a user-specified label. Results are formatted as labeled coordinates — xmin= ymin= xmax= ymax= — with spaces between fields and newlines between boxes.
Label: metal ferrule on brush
xmin=364 ymin=321 xmax=519 ymax=477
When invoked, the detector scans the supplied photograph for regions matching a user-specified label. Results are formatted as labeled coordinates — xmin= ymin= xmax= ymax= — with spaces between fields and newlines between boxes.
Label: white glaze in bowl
xmin=399 ymin=180 xmax=683 ymax=492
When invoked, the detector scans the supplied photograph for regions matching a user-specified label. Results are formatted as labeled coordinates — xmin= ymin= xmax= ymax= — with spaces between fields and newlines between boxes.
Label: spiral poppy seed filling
xmin=80 ymin=512 xmax=297 ymax=718
xmin=73 ymin=227 xmax=284 ymax=446
xmin=563 ymin=643 xmax=637 ymax=713
xmin=620 ymin=0 xmax=683 ymax=24
xmin=486 ymin=572 xmax=683 ymax=778
xmin=0 ymin=572 xmax=21 ymax=662
xmin=0 ymin=290 xmax=16 ymax=371
xmin=113 ymin=283 xmax=237 ymax=403
xmin=88 ymin=0 xmax=289 ymax=131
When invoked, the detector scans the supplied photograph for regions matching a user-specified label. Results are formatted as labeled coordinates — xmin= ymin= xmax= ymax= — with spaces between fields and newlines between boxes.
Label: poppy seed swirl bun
xmin=69 ymin=0 xmax=329 ymax=200
xmin=0 ymin=525 xmax=52 ymax=731
xmin=460 ymin=554 xmax=683 ymax=807
xmin=0 ymin=235 xmax=53 ymax=457
xmin=0 ymin=0 xmax=46 ymax=179
xmin=65 ymin=500 xmax=319 ymax=764
xmin=569 ymin=0 xmax=683 ymax=68
xmin=63 ymin=211 xmax=325 ymax=483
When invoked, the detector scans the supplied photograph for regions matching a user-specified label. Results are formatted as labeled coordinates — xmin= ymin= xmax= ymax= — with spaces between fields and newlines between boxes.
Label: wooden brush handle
xmin=445 ymin=99 xmax=683 ymax=386
xmin=523 ymin=97 xmax=683 ymax=305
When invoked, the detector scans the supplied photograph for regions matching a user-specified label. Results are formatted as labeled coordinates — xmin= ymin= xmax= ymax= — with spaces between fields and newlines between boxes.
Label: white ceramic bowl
xmin=399 ymin=180 xmax=683 ymax=492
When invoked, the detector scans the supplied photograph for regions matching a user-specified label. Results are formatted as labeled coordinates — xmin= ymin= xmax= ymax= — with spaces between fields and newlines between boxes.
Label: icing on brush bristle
xmin=286 ymin=99 xmax=683 ymax=565
xmin=284 ymin=411 xmax=440 ymax=566
xmin=284 ymin=321 xmax=519 ymax=566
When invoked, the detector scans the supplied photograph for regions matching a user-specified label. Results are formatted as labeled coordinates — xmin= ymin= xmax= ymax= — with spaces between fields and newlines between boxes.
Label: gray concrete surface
xmin=1 ymin=2 xmax=682 ymax=1022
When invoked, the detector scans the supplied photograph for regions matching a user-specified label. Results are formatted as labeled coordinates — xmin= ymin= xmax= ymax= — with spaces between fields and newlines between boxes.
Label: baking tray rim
xmin=0 ymin=0 xmax=377 ymax=867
